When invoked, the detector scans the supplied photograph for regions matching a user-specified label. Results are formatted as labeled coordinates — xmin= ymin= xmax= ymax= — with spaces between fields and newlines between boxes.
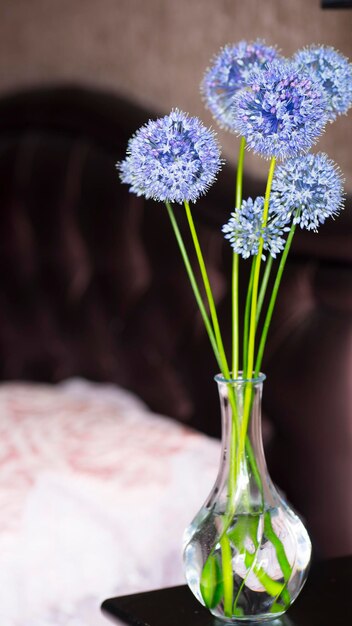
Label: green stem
xmin=238 ymin=157 xmax=276 ymax=491
xmin=184 ymin=200 xmax=230 ymax=378
xmin=232 ymin=254 xmax=239 ymax=378
xmin=232 ymin=515 xmax=262 ymax=612
xmin=243 ymin=259 xmax=255 ymax=375
xmin=252 ymin=564 xmax=288 ymax=598
xmin=164 ymin=201 xmax=222 ymax=371
xmin=255 ymin=221 xmax=296 ymax=375
xmin=220 ymin=535 xmax=234 ymax=616
xmin=264 ymin=513 xmax=292 ymax=584
xmin=256 ymin=256 xmax=273 ymax=327
xmin=246 ymin=157 xmax=276 ymax=380
xmin=182 ymin=201 xmax=240 ymax=614
xmin=235 ymin=137 xmax=246 ymax=210
xmin=232 ymin=137 xmax=246 ymax=377
xmin=245 ymin=437 xmax=263 ymax=498
xmin=182 ymin=201 xmax=239 ymax=506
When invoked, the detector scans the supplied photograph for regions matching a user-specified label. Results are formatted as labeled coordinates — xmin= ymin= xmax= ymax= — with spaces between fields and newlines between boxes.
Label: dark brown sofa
xmin=0 ymin=86 xmax=350 ymax=558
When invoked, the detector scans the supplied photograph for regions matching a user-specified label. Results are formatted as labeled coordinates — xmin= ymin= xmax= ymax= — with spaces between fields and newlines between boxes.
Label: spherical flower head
xmin=231 ymin=59 xmax=328 ymax=160
xmin=270 ymin=152 xmax=345 ymax=231
xmin=201 ymin=40 xmax=280 ymax=132
xmin=294 ymin=45 xmax=352 ymax=122
xmin=222 ymin=196 xmax=288 ymax=259
xmin=118 ymin=109 xmax=222 ymax=204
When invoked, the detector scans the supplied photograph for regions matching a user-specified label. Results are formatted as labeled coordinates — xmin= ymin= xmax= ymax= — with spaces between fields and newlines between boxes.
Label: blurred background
xmin=1 ymin=0 xmax=351 ymax=181
xmin=0 ymin=1 xmax=351 ymax=624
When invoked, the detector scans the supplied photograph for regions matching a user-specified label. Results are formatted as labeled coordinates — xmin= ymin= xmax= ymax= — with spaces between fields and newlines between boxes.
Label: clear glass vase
xmin=183 ymin=373 xmax=312 ymax=622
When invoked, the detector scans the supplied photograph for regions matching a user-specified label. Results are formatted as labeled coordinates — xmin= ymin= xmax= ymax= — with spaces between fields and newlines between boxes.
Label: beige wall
xmin=1 ymin=0 xmax=352 ymax=186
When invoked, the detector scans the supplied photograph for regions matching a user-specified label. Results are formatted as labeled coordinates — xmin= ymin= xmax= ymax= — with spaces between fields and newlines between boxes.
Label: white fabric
xmin=0 ymin=380 xmax=220 ymax=625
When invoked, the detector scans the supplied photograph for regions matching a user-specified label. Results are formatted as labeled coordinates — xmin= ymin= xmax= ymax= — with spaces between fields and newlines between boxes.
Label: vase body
xmin=183 ymin=374 xmax=311 ymax=622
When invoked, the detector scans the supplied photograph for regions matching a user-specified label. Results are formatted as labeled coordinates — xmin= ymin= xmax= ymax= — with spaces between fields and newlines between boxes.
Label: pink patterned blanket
xmin=0 ymin=380 xmax=220 ymax=625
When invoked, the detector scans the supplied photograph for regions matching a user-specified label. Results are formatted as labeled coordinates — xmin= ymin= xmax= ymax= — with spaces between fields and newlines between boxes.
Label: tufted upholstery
xmin=0 ymin=87 xmax=351 ymax=558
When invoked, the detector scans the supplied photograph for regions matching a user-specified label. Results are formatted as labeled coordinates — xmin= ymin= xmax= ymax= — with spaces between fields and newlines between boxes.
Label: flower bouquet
xmin=118 ymin=41 xmax=351 ymax=622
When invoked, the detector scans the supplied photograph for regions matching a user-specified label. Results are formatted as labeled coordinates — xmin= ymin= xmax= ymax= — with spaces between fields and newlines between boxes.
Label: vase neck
xmin=215 ymin=375 xmax=273 ymax=512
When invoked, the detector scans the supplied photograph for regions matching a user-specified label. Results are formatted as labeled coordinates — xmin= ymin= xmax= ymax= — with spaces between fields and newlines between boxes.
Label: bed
xmin=0 ymin=379 xmax=220 ymax=625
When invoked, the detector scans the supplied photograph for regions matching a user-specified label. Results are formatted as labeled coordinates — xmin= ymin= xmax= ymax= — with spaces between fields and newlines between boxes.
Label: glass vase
xmin=183 ymin=373 xmax=311 ymax=622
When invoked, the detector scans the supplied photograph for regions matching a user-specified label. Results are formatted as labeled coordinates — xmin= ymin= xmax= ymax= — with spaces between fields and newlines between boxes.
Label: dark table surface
xmin=101 ymin=555 xmax=352 ymax=626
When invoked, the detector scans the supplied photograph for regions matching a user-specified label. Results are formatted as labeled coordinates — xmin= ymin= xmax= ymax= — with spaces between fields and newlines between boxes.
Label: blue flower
xmin=118 ymin=109 xmax=222 ymax=204
xmin=231 ymin=60 xmax=328 ymax=160
xmin=201 ymin=40 xmax=280 ymax=131
xmin=270 ymin=153 xmax=345 ymax=231
xmin=294 ymin=45 xmax=352 ymax=122
xmin=222 ymin=197 xmax=289 ymax=259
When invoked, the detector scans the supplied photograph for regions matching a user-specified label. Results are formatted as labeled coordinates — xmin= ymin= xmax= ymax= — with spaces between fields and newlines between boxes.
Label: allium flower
xmin=231 ymin=60 xmax=328 ymax=160
xmin=201 ymin=40 xmax=280 ymax=131
xmin=294 ymin=45 xmax=352 ymax=122
xmin=222 ymin=197 xmax=288 ymax=259
xmin=270 ymin=153 xmax=345 ymax=231
xmin=118 ymin=109 xmax=222 ymax=204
